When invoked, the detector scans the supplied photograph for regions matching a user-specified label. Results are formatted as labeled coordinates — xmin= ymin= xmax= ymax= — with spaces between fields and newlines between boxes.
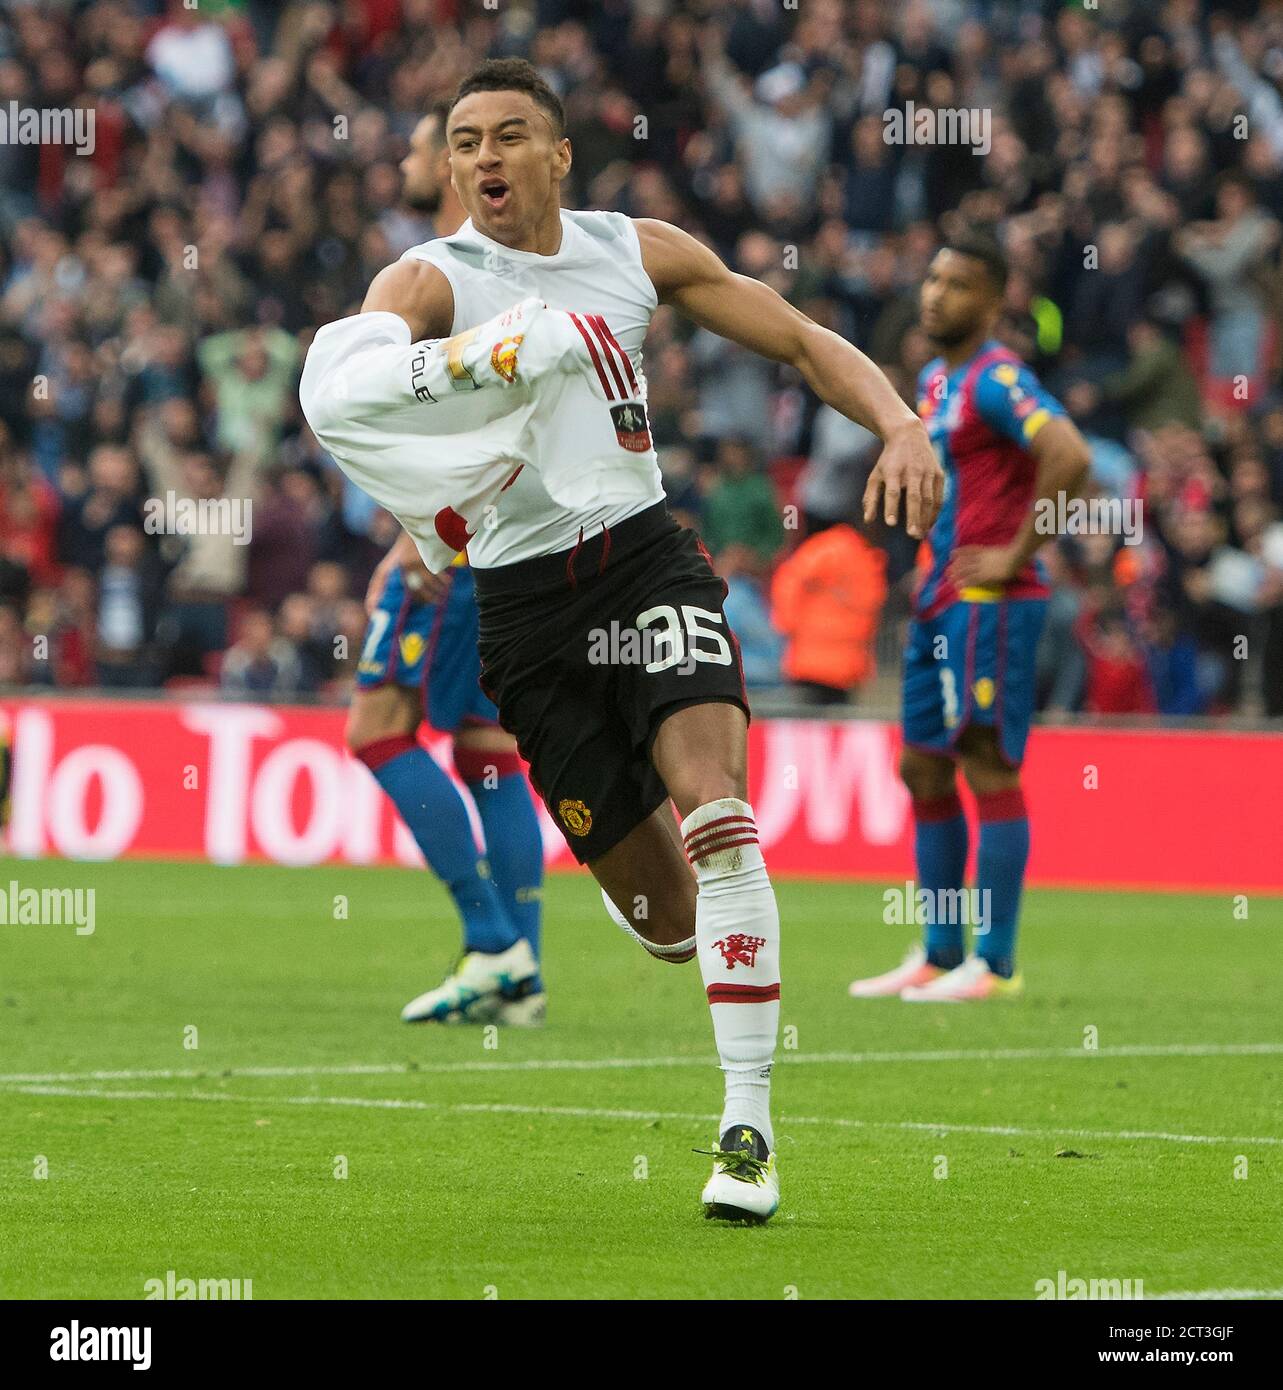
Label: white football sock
xmin=681 ymin=798 xmax=779 ymax=1149
xmin=601 ymin=888 xmax=695 ymax=963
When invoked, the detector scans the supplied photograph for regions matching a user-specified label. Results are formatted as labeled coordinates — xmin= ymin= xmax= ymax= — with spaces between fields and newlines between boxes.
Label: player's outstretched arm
xmin=636 ymin=218 xmax=943 ymax=538
xmin=301 ymin=260 xmax=456 ymax=436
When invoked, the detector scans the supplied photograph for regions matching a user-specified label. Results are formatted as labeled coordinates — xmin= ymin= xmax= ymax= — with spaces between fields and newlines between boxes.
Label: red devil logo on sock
xmin=712 ymin=934 xmax=766 ymax=970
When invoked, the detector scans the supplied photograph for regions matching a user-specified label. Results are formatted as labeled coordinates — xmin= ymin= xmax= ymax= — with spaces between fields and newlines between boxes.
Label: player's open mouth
xmin=479 ymin=179 xmax=510 ymax=210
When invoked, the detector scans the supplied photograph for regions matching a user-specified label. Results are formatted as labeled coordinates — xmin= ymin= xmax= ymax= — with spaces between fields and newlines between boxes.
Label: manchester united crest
xmin=557 ymin=798 xmax=593 ymax=836
xmin=609 ymin=402 xmax=652 ymax=452
xmin=490 ymin=334 xmax=524 ymax=384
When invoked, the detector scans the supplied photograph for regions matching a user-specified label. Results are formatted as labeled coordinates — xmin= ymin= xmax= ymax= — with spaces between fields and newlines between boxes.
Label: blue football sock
xmin=457 ymin=749 xmax=545 ymax=993
xmin=357 ymin=735 xmax=519 ymax=955
xmin=974 ymin=788 xmax=1030 ymax=979
xmin=913 ymin=792 xmax=969 ymax=970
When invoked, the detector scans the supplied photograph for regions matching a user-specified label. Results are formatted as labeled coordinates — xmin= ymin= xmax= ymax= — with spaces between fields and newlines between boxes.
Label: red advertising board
xmin=0 ymin=698 xmax=1278 ymax=892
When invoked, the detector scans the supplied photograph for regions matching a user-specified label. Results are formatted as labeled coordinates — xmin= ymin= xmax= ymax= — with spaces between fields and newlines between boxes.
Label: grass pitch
xmin=1 ymin=856 xmax=1280 ymax=1300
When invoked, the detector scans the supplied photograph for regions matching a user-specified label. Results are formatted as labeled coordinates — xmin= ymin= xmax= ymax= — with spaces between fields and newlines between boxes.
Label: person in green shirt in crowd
xmin=197 ymin=325 xmax=300 ymax=463
xmin=701 ymin=434 xmax=785 ymax=566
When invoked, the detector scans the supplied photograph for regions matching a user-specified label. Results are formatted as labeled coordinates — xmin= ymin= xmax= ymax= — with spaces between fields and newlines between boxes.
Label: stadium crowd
xmin=1 ymin=0 xmax=1282 ymax=716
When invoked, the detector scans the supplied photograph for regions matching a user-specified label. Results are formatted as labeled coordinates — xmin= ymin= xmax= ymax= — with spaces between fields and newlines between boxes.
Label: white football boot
xmin=400 ymin=938 xmax=538 ymax=1023
xmin=848 ymin=944 xmax=945 ymax=998
xmin=699 ymin=1125 xmax=780 ymax=1224
xmin=900 ymin=954 xmax=1024 ymax=1002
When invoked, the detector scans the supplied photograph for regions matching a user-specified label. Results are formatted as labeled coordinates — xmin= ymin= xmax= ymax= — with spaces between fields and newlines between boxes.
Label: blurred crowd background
xmin=1 ymin=0 xmax=1282 ymax=718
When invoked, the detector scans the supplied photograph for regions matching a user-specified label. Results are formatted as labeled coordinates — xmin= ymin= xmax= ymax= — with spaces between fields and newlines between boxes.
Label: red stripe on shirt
xmin=567 ymin=313 xmax=615 ymax=399
xmin=585 ymin=315 xmax=629 ymax=398
xmin=588 ymin=313 xmax=639 ymax=394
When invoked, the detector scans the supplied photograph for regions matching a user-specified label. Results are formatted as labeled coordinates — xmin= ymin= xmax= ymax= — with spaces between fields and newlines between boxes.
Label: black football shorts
xmin=474 ymin=501 xmax=750 ymax=863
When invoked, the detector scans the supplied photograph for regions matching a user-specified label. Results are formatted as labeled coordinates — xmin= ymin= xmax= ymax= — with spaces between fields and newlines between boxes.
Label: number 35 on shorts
xmin=635 ymin=603 xmax=732 ymax=673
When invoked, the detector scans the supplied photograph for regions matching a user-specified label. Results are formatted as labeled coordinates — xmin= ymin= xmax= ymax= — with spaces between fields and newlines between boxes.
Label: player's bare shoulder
xmin=361 ymin=257 xmax=455 ymax=341
xmin=632 ymin=218 xmax=728 ymax=305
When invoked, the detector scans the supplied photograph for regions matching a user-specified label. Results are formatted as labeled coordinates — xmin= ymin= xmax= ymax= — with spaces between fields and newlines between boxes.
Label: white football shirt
xmin=402 ymin=209 xmax=666 ymax=565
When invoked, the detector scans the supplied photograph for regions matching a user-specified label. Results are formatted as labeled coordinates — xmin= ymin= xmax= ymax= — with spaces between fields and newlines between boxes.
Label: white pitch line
xmin=8 ymin=1084 xmax=1282 ymax=1148
xmin=1 ymin=1040 xmax=1281 ymax=1087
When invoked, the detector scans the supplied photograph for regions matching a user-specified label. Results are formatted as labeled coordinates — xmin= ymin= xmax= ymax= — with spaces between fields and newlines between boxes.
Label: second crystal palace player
xmin=303 ymin=58 xmax=942 ymax=1223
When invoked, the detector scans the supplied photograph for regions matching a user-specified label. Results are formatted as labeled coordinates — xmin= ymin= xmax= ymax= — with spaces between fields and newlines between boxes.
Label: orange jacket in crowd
xmin=769 ymin=524 xmax=889 ymax=691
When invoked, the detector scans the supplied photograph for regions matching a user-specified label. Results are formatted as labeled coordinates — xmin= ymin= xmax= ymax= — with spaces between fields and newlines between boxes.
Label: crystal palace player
xmin=850 ymin=234 xmax=1091 ymax=1003
xmin=304 ymin=59 xmax=941 ymax=1223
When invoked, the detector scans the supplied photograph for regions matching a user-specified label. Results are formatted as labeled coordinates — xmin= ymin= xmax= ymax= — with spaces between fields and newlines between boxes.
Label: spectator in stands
xmin=94 ymin=523 xmax=162 ymax=688
xmin=247 ymin=467 xmax=321 ymax=611
xmin=770 ymin=515 xmax=888 ymax=705
xmin=700 ymin=435 xmax=784 ymax=568
xmin=219 ymin=607 xmax=303 ymax=697
xmin=277 ymin=592 xmax=330 ymax=695
xmin=197 ymin=325 xmax=300 ymax=465
xmin=1076 ymin=606 xmax=1157 ymax=715
xmin=1037 ymin=542 xmax=1088 ymax=714
xmin=1142 ymin=605 xmax=1205 ymax=716
xmin=1095 ymin=319 xmax=1204 ymax=433
xmin=697 ymin=22 xmax=830 ymax=227
xmin=59 ymin=445 xmax=143 ymax=573
xmin=1177 ymin=171 xmax=1280 ymax=385
xmin=0 ymin=600 xmax=28 ymax=684
xmin=716 ymin=543 xmax=784 ymax=691
xmin=0 ymin=436 xmax=60 ymax=589
xmin=657 ymin=444 xmax=704 ymax=534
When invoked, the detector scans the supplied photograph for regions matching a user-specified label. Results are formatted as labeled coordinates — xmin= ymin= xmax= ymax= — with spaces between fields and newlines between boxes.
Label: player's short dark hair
xmin=943 ymin=230 xmax=1008 ymax=293
xmin=449 ymin=58 xmax=566 ymax=142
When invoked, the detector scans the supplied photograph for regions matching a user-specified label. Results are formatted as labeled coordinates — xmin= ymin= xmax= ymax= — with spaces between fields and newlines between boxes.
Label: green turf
xmin=0 ymin=856 xmax=1280 ymax=1300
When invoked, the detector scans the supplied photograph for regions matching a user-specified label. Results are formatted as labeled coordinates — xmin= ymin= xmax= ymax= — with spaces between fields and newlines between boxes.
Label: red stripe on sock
xmin=976 ymin=787 xmax=1027 ymax=823
xmin=706 ymin=982 xmax=781 ymax=1004
xmin=688 ymin=833 xmax=759 ymax=865
xmin=353 ymin=733 xmax=418 ymax=773
xmin=453 ymin=747 xmax=523 ymax=782
xmin=913 ymin=793 xmax=964 ymax=824
xmin=568 ymin=313 xmax=615 ymax=399
xmin=683 ymin=814 xmax=756 ymax=849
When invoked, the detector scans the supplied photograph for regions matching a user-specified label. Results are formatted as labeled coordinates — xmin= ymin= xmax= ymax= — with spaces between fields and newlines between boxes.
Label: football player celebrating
xmin=849 ymin=233 xmax=1091 ymax=1003
xmin=304 ymin=60 xmax=941 ymax=1222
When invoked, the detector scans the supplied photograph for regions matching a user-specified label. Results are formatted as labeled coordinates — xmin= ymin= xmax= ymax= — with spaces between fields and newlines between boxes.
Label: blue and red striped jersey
xmin=913 ymin=341 xmax=1066 ymax=619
